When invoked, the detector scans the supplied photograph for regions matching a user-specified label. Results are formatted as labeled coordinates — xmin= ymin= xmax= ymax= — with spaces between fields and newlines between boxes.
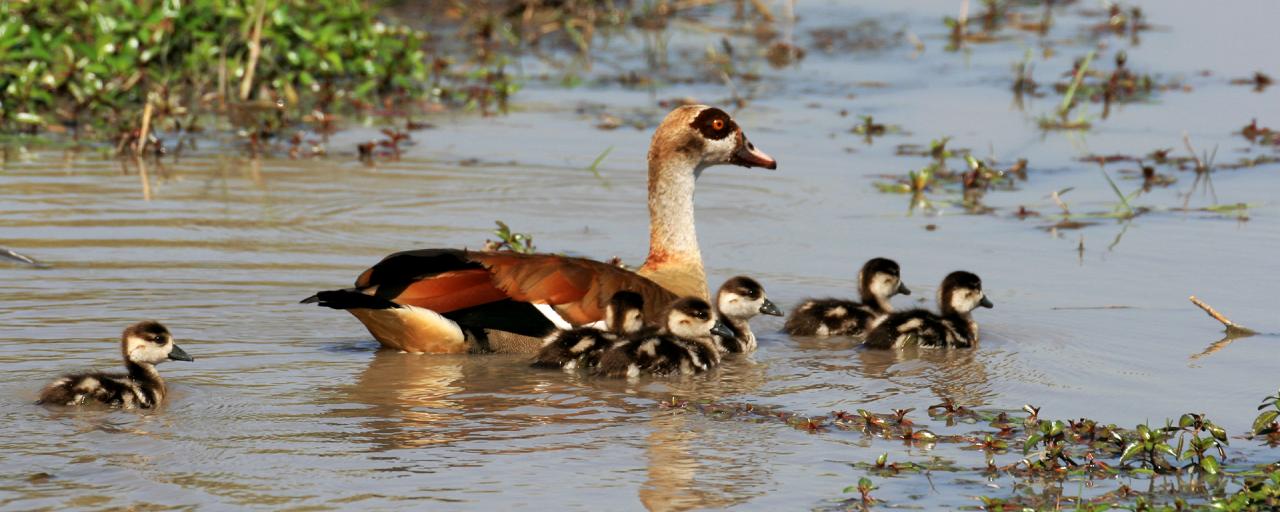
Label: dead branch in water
xmin=1 ymin=247 xmax=49 ymax=268
xmin=1189 ymin=295 xmax=1256 ymax=336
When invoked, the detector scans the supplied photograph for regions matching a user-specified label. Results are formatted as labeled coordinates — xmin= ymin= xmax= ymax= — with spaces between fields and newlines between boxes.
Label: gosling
xmin=713 ymin=276 xmax=783 ymax=354
xmin=532 ymin=291 xmax=649 ymax=370
xmin=863 ymin=271 xmax=992 ymax=349
xmin=37 ymin=321 xmax=194 ymax=409
xmin=596 ymin=297 xmax=732 ymax=378
xmin=784 ymin=257 xmax=910 ymax=339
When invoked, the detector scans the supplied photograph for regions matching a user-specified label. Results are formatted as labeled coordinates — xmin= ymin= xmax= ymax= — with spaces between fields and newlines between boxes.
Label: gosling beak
xmin=979 ymin=296 xmax=994 ymax=309
xmin=168 ymin=344 xmax=195 ymax=362
xmin=711 ymin=321 xmax=734 ymax=339
xmin=759 ymin=298 xmax=784 ymax=316
xmin=897 ymin=282 xmax=912 ymax=296
xmin=731 ymin=138 xmax=777 ymax=170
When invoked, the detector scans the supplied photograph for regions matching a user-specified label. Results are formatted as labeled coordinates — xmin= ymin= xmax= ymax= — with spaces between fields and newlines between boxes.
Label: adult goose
xmin=304 ymin=106 xmax=777 ymax=354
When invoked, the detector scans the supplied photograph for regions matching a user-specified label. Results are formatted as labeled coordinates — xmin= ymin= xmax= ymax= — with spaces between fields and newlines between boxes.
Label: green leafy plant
xmin=484 ymin=220 xmax=535 ymax=254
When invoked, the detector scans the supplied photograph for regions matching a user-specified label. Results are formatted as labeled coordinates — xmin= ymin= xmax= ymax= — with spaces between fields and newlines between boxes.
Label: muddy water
xmin=3 ymin=1 xmax=1279 ymax=510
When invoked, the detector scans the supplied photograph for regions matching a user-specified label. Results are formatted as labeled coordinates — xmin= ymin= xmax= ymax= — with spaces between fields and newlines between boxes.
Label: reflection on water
xmin=854 ymin=346 xmax=996 ymax=408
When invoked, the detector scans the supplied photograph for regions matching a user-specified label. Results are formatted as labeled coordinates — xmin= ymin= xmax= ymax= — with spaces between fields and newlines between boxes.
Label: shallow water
xmin=3 ymin=1 xmax=1279 ymax=510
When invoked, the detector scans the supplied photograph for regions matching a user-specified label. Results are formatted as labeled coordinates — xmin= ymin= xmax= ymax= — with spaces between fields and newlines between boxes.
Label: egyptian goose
xmin=596 ymin=297 xmax=732 ymax=378
xmin=784 ymin=257 xmax=910 ymax=339
xmin=863 ymin=271 xmax=993 ymax=349
xmin=713 ymin=276 xmax=782 ymax=353
xmin=303 ymin=106 xmax=777 ymax=354
xmin=531 ymin=290 xmax=651 ymax=370
xmin=37 ymin=321 xmax=194 ymax=408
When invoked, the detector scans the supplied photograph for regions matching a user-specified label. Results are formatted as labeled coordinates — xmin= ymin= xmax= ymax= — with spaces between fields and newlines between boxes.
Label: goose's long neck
xmin=640 ymin=153 xmax=708 ymax=299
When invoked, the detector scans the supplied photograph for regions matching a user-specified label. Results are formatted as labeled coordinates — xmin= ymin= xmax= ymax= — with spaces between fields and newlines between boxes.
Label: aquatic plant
xmin=668 ymin=389 xmax=1280 ymax=510
xmin=482 ymin=220 xmax=536 ymax=254
xmin=0 ymin=0 xmax=434 ymax=137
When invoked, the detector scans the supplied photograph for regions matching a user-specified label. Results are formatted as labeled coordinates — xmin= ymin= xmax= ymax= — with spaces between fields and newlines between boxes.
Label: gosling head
xmin=716 ymin=276 xmax=783 ymax=322
xmin=650 ymin=105 xmax=777 ymax=176
xmin=604 ymin=291 xmax=647 ymax=335
xmin=666 ymin=297 xmax=733 ymax=340
xmin=938 ymin=271 xmax=994 ymax=316
xmin=858 ymin=257 xmax=910 ymax=305
xmin=120 ymin=321 xmax=193 ymax=365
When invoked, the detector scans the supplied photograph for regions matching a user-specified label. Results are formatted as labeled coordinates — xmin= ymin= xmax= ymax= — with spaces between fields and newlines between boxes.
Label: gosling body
xmin=596 ymin=297 xmax=731 ymax=378
xmin=532 ymin=291 xmax=649 ymax=370
xmin=863 ymin=271 xmax=992 ymax=349
xmin=785 ymin=258 xmax=910 ymax=339
xmin=37 ymin=321 xmax=194 ymax=409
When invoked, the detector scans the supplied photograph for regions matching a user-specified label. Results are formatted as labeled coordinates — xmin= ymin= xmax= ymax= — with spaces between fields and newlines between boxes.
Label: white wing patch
xmin=533 ymin=303 xmax=574 ymax=330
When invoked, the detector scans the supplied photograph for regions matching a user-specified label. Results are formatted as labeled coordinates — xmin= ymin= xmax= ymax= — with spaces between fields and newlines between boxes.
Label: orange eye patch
xmin=711 ymin=119 xmax=725 ymax=130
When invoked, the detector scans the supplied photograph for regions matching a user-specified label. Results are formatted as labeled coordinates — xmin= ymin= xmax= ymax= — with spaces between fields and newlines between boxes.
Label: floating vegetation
xmin=1240 ymin=119 xmax=1280 ymax=147
xmin=483 ymin=220 xmax=535 ymax=254
xmin=1230 ymin=71 xmax=1274 ymax=92
xmin=876 ymin=137 xmax=1026 ymax=215
xmin=666 ymin=390 xmax=1280 ymax=510
xmin=850 ymin=115 xmax=903 ymax=144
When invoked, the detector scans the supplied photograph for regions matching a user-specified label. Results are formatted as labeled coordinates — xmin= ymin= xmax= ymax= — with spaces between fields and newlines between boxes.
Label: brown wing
xmin=467 ymin=251 xmax=679 ymax=325
xmin=315 ymin=248 xmax=678 ymax=328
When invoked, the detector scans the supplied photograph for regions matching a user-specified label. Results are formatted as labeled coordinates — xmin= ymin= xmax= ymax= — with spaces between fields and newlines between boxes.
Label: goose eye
xmin=711 ymin=119 xmax=724 ymax=131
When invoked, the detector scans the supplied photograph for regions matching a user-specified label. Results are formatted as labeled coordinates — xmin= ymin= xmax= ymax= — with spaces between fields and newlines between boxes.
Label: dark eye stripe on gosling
xmin=713 ymin=276 xmax=782 ymax=354
xmin=784 ymin=258 xmax=910 ymax=340
xmin=37 ymin=321 xmax=194 ymax=409
xmin=863 ymin=270 xmax=993 ymax=350
xmin=595 ymin=297 xmax=727 ymax=378
xmin=531 ymin=291 xmax=652 ymax=370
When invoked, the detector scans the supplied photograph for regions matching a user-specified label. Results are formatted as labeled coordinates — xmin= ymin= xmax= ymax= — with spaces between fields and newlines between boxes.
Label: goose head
xmin=604 ymin=291 xmax=647 ymax=335
xmin=649 ymin=105 xmax=777 ymax=177
xmin=858 ymin=258 xmax=910 ymax=307
xmin=938 ymin=271 xmax=993 ymax=316
xmin=121 ymin=321 xmax=194 ymax=365
xmin=666 ymin=297 xmax=733 ymax=340
xmin=716 ymin=276 xmax=783 ymax=322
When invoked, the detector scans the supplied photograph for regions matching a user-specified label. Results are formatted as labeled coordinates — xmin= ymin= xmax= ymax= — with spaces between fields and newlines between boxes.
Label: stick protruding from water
xmin=1189 ymin=295 xmax=1256 ymax=336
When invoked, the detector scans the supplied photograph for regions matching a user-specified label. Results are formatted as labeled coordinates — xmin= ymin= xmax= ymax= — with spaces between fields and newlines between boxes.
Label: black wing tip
xmin=303 ymin=290 xmax=401 ymax=310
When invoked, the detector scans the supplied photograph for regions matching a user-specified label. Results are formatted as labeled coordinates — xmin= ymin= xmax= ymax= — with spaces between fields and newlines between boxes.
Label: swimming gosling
xmin=785 ymin=257 xmax=910 ymax=339
xmin=37 ymin=321 xmax=194 ymax=409
xmin=863 ymin=271 xmax=992 ymax=349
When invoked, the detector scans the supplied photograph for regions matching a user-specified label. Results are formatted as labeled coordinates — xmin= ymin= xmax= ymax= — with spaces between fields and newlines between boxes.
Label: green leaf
xmin=1023 ymin=433 xmax=1043 ymax=455
xmin=1253 ymin=410 xmax=1279 ymax=434
xmin=1207 ymin=425 xmax=1228 ymax=444
xmin=1200 ymin=455 xmax=1220 ymax=475
xmin=1100 ymin=168 xmax=1133 ymax=215
xmin=1119 ymin=442 xmax=1142 ymax=463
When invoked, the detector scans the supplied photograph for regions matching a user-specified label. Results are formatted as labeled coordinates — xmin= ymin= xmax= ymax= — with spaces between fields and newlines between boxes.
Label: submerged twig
xmin=1 ymin=246 xmax=50 ymax=268
xmin=1189 ymin=296 xmax=1256 ymax=336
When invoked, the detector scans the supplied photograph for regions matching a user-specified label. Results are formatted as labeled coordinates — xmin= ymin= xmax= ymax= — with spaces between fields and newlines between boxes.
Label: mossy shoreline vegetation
xmin=0 ymin=0 xmax=519 ymax=144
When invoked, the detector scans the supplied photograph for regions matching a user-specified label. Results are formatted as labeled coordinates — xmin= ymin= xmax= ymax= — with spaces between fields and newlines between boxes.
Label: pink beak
xmin=733 ymin=139 xmax=777 ymax=170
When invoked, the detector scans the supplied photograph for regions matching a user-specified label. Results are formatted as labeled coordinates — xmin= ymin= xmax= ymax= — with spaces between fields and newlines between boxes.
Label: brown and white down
xmin=863 ymin=271 xmax=993 ymax=349
xmin=37 ymin=321 xmax=194 ymax=409
xmin=596 ymin=297 xmax=733 ymax=378
xmin=784 ymin=257 xmax=910 ymax=339
xmin=713 ymin=276 xmax=783 ymax=354
xmin=531 ymin=291 xmax=650 ymax=370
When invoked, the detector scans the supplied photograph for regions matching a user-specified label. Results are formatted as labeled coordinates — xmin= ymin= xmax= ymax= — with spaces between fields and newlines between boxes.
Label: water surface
xmin=3 ymin=1 xmax=1279 ymax=509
